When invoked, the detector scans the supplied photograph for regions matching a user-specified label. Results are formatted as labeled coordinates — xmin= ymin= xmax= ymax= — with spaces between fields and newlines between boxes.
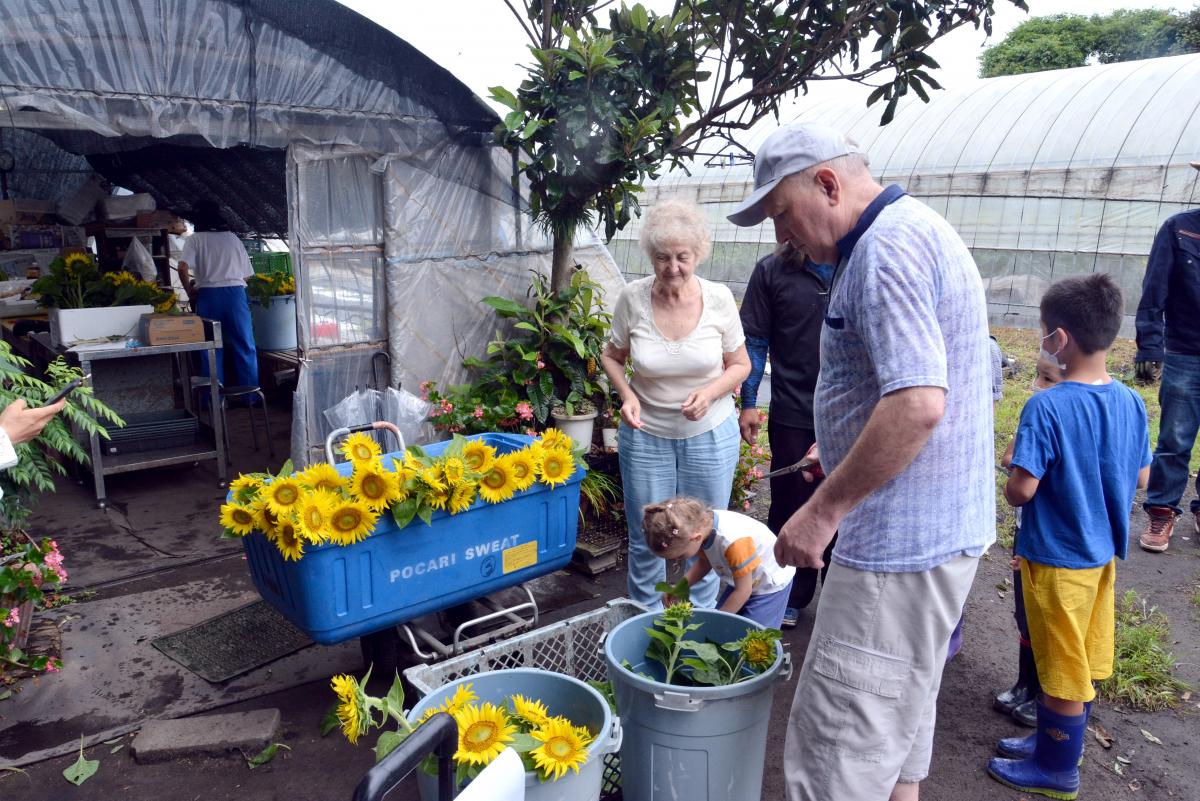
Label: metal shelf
xmin=99 ymin=442 xmax=220 ymax=476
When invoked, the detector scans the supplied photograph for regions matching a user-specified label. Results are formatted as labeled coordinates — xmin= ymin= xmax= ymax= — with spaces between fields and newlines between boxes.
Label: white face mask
xmin=1039 ymin=330 xmax=1067 ymax=372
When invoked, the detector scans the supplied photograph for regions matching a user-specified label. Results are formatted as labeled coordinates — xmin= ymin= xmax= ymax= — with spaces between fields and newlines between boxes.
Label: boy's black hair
xmin=1040 ymin=273 xmax=1123 ymax=354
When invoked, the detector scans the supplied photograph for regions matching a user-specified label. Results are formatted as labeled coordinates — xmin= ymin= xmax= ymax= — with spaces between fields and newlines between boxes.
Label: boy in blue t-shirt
xmin=987 ymin=274 xmax=1151 ymax=800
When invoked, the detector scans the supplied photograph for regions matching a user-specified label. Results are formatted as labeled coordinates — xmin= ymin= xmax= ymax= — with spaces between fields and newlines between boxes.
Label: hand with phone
xmin=45 ymin=373 xmax=90 ymax=405
xmin=0 ymin=397 xmax=66 ymax=446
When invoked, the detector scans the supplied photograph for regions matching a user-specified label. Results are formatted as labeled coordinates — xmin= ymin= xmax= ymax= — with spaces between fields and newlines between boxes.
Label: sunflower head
xmin=219 ymin=501 xmax=258 ymax=536
xmin=300 ymin=462 xmax=345 ymax=493
xmin=351 ymin=464 xmax=401 ymax=512
xmin=296 ymin=489 xmax=338 ymax=543
xmin=662 ymin=601 xmax=694 ymax=625
xmin=264 ymin=477 xmax=304 ymax=515
xmin=501 ymin=451 xmax=537 ymax=492
xmin=442 ymin=683 xmax=478 ymax=715
xmin=419 ymin=465 xmax=447 ymax=492
xmin=478 ymin=460 xmax=517 ymax=504
xmin=452 ymin=702 xmax=516 ymax=767
xmin=229 ymin=474 xmax=263 ymax=503
xmin=328 ymin=499 xmax=378 ymax=545
xmin=331 ymin=673 xmax=372 ymax=745
xmin=539 ymin=428 xmax=573 ymax=452
xmin=537 ymin=448 xmax=576 ymax=487
xmin=510 ymin=694 xmax=549 ymax=728
xmin=273 ymin=518 xmax=305 ymax=561
xmin=739 ymin=628 xmax=780 ymax=671
xmin=448 ymin=481 xmax=477 ymax=515
xmin=530 ymin=716 xmax=589 ymax=781
xmin=341 ymin=432 xmax=382 ymax=464
xmin=461 ymin=440 xmax=497 ymax=473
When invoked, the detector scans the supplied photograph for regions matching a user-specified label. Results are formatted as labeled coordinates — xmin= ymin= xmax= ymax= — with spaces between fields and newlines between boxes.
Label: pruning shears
xmin=759 ymin=455 xmax=824 ymax=481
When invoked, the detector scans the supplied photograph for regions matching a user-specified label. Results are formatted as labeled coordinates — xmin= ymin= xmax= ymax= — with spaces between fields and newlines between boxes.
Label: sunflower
xmin=273 ymin=518 xmax=305 ymax=561
xmin=461 ymin=440 xmax=497 ymax=473
xmin=229 ymin=474 xmax=263 ymax=503
xmin=502 ymin=451 xmax=537 ymax=492
xmin=539 ymin=428 xmax=573 ymax=452
xmin=452 ymin=702 xmax=516 ymax=767
xmin=421 ymin=682 xmax=479 ymax=723
xmin=331 ymin=673 xmax=371 ymax=745
xmin=448 ymin=481 xmax=477 ymax=515
xmin=219 ymin=501 xmax=258 ymax=536
xmin=296 ymin=489 xmax=337 ymax=542
xmin=426 ymin=483 xmax=452 ymax=512
xmin=263 ymin=476 xmax=304 ymax=516
xmin=510 ymin=694 xmax=549 ymax=728
xmin=530 ymin=716 xmax=589 ymax=780
xmin=537 ymin=448 xmax=576 ymax=487
xmin=478 ymin=460 xmax=518 ymax=504
xmin=739 ymin=629 xmax=779 ymax=671
xmin=250 ymin=497 xmax=278 ymax=532
xmin=419 ymin=464 xmax=446 ymax=492
xmin=300 ymin=462 xmax=345 ymax=493
xmin=341 ymin=432 xmax=382 ymax=464
xmin=63 ymin=251 xmax=93 ymax=271
xmin=327 ymin=499 xmax=378 ymax=545
xmin=351 ymin=464 xmax=401 ymax=512
xmin=442 ymin=457 xmax=466 ymax=485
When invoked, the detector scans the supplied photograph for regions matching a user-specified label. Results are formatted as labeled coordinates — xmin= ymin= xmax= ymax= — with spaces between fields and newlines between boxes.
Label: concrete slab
xmin=131 ymin=708 xmax=281 ymax=763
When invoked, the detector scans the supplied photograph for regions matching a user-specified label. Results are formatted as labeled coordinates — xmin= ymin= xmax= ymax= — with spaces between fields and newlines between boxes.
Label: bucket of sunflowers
xmin=220 ymin=427 xmax=584 ymax=645
xmin=330 ymin=666 xmax=620 ymax=801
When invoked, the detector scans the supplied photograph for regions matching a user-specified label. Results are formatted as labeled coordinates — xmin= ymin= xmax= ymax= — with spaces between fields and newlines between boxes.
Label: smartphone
xmin=46 ymin=373 xmax=91 ymax=405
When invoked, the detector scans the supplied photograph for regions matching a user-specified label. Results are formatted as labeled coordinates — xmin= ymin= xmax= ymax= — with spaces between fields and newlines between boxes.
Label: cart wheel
xmin=360 ymin=627 xmax=403 ymax=676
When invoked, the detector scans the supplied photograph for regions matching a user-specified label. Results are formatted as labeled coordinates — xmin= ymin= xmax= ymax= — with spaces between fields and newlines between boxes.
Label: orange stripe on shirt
xmin=724 ymin=537 xmax=760 ymax=579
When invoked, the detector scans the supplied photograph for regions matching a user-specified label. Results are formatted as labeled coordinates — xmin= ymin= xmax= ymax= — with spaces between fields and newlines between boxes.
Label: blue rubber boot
xmin=998 ymin=701 xmax=1090 ymax=760
xmin=988 ymin=701 xmax=1086 ymax=800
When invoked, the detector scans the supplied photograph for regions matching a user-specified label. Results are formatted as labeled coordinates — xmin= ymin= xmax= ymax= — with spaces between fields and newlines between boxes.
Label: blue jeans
xmin=718 ymin=582 xmax=792 ymax=629
xmin=195 ymin=286 xmax=259 ymax=387
xmin=1145 ymin=352 xmax=1200 ymax=515
xmin=619 ymin=411 xmax=740 ymax=610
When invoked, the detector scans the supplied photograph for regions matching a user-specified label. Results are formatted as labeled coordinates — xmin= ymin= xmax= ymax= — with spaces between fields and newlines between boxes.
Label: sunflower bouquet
xmin=31 ymin=251 xmax=176 ymax=312
xmin=219 ymin=430 xmax=580 ymax=561
xmin=328 ymin=671 xmax=593 ymax=785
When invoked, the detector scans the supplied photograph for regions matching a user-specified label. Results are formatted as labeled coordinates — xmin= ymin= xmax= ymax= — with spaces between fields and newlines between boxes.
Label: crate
xmin=405 ymin=598 xmax=648 ymax=801
xmin=242 ymin=433 xmax=583 ymax=645
xmin=105 ymin=410 xmax=198 ymax=455
xmin=250 ymin=251 xmax=292 ymax=276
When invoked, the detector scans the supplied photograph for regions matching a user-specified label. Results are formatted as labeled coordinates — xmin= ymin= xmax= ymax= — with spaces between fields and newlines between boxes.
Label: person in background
xmin=177 ymin=199 xmax=259 ymax=388
xmin=729 ymin=122 xmax=994 ymax=801
xmin=0 ymin=398 xmax=67 ymax=493
xmin=1133 ymin=161 xmax=1200 ymax=553
xmin=988 ymin=274 xmax=1150 ymax=800
xmin=644 ymin=495 xmax=795 ymax=628
xmin=601 ymin=198 xmax=751 ymax=611
xmin=738 ymin=242 xmax=832 ymax=628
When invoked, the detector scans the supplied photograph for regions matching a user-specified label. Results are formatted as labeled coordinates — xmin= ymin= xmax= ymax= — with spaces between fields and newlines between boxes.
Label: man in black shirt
xmin=739 ymin=243 xmax=832 ymax=626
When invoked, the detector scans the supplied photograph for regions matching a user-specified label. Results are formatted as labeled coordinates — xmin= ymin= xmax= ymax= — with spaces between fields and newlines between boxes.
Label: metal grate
xmin=405 ymin=599 xmax=648 ymax=801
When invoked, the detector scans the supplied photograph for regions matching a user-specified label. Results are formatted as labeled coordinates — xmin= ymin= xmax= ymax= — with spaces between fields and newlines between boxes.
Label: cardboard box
xmin=135 ymin=210 xmax=179 ymax=229
xmin=99 ymin=193 xmax=155 ymax=222
xmin=140 ymin=313 xmax=204 ymax=346
xmin=0 ymin=198 xmax=55 ymax=225
xmin=4 ymin=224 xmax=62 ymax=250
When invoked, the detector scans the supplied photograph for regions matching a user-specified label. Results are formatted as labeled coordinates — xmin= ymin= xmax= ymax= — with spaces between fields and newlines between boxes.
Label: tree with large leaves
xmin=491 ymin=0 xmax=1028 ymax=291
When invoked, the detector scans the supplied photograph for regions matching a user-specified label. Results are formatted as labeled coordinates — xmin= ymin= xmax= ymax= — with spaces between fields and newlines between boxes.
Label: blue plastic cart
xmin=242 ymin=425 xmax=583 ymax=657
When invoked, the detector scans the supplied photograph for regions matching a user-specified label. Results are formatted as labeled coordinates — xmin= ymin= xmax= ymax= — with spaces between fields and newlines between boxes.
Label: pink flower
xmin=525 ymin=427 xmax=538 ymax=437
xmin=450 ymin=425 xmax=463 ymax=433
xmin=742 ymin=500 xmax=751 ymax=511
xmin=45 ymin=659 xmax=61 ymax=673
xmin=537 ymin=360 xmax=546 ymax=369
xmin=515 ymin=401 xmax=534 ymax=421
xmin=3 ymin=607 xmax=19 ymax=628
xmin=441 ymin=401 xmax=454 ymax=413
xmin=751 ymin=445 xmax=763 ymax=457
xmin=419 ymin=380 xmax=433 ymax=400
xmin=473 ymin=406 xmax=485 ymax=419
xmin=752 ymin=468 xmax=763 ymax=479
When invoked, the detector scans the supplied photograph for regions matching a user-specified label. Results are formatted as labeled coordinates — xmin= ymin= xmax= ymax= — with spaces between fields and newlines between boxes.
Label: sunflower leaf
xmin=319 ymin=701 xmax=340 ymax=737
xmin=246 ymin=742 xmax=290 ymax=769
xmin=62 ymin=737 xmax=98 ymax=786
xmin=373 ymin=730 xmax=407 ymax=763
xmin=509 ymin=732 xmax=539 ymax=754
xmin=385 ymin=673 xmax=406 ymax=719
xmin=391 ymin=496 xmax=419 ymax=530
xmin=275 ymin=459 xmax=294 ymax=478
xmin=416 ymin=503 xmax=434 ymax=526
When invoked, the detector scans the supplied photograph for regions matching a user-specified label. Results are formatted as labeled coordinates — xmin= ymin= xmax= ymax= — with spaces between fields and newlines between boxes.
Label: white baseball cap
xmin=727 ymin=123 xmax=861 ymax=227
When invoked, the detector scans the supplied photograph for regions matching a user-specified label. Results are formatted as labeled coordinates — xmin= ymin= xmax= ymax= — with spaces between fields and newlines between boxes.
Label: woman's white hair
xmin=639 ymin=197 xmax=712 ymax=263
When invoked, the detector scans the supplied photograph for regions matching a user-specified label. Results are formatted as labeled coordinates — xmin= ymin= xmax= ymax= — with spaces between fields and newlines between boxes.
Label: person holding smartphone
xmin=0 ymin=396 xmax=68 ymax=497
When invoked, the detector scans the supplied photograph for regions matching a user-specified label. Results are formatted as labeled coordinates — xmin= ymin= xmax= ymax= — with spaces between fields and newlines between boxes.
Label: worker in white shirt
xmin=0 ymin=398 xmax=66 ymax=494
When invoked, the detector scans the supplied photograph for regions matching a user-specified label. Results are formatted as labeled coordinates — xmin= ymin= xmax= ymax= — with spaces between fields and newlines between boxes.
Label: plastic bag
xmin=380 ymin=387 xmax=434 ymax=446
xmin=123 ymin=237 xmax=157 ymax=282
xmin=322 ymin=387 xmax=378 ymax=432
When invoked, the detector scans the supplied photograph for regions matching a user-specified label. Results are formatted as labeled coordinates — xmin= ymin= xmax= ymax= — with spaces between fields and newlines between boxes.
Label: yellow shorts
xmin=1020 ymin=558 xmax=1116 ymax=702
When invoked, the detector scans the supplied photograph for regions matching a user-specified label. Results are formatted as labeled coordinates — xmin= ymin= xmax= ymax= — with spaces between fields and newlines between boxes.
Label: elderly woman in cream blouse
xmin=601 ymin=198 xmax=751 ymax=609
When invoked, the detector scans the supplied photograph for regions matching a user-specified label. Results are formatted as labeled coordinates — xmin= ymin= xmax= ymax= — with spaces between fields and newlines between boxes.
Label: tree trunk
xmin=550 ymin=228 xmax=574 ymax=295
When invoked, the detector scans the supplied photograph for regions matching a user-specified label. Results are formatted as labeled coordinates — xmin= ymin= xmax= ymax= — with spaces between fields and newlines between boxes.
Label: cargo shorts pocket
xmin=811 ymin=635 xmax=910 ymax=762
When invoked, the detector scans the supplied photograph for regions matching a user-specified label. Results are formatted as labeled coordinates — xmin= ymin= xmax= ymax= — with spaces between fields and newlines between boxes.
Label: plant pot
xmin=249 ymin=294 xmax=298 ymax=351
xmin=408 ymin=668 xmax=622 ymax=801
xmin=603 ymin=609 xmax=789 ymax=801
xmin=601 ymin=427 xmax=619 ymax=452
xmin=1 ymin=597 xmax=35 ymax=653
xmin=551 ymin=408 xmax=597 ymax=451
xmin=48 ymin=305 xmax=154 ymax=348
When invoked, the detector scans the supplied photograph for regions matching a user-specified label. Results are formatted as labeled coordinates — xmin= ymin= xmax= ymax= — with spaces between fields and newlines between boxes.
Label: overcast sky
xmin=338 ymin=0 xmax=1173 ymax=116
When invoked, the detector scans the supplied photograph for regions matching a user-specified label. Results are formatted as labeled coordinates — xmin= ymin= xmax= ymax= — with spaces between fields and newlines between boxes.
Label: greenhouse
xmin=612 ymin=53 xmax=1200 ymax=334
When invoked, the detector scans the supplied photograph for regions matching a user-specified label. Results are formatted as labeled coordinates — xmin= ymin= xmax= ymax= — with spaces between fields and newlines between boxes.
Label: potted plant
xmin=599 ymin=393 xmax=621 ymax=452
xmin=1 ymin=532 xmax=67 ymax=678
xmin=246 ymin=268 xmax=297 ymax=351
xmin=31 ymin=252 xmax=177 ymax=347
xmin=550 ymin=396 xmax=598 ymax=451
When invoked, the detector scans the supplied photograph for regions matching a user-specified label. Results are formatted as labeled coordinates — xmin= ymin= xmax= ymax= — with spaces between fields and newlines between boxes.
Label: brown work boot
xmin=1139 ymin=506 xmax=1176 ymax=553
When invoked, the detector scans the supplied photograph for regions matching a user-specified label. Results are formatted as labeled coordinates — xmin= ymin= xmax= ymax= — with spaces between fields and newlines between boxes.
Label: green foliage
xmin=642 ymin=600 xmax=779 ymax=686
xmin=62 ymin=737 xmax=98 ymax=786
xmin=31 ymin=251 xmax=175 ymax=312
xmin=245 ymin=742 xmax=290 ymax=769
xmin=497 ymin=0 xmax=1022 ymax=289
xmin=246 ymin=270 xmax=296 ymax=308
xmin=0 ymin=341 xmax=123 ymax=526
xmin=579 ymin=467 xmax=620 ymax=521
xmin=1098 ymin=589 xmax=1191 ymax=711
xmin=1 ymin=531 xmax=67 ymax=675
xmin=979 ymin=8 xmax=1200 ymax=78
xmin=425 ymin=269 xmax=611 ymax=432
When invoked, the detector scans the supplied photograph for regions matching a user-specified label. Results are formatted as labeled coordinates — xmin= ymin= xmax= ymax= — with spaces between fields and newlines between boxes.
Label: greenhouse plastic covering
xmin=616 ymin=54 xmax=1200 ymax=334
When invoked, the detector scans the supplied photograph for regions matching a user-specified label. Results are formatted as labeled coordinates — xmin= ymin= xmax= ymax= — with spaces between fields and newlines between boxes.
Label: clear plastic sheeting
xmin=614 ymin=55 xmax=1200 ymax=333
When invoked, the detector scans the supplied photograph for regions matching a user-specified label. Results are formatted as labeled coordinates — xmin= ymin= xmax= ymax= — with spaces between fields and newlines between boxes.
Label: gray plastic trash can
xmin=603 ymin=609 xmax=789 ymax=801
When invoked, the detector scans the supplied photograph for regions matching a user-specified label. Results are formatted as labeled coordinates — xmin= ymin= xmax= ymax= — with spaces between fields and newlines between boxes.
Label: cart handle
xmin=352 ymin=711 xmax=457 ymax=801
xmin=325 ymin=421 xmax=406 ymax=465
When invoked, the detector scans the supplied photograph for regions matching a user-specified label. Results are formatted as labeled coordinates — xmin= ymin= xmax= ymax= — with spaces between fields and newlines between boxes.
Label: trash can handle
xmin=653 ymin=690 xmax=704 ymax=712
xmin=606 ymin=717 xmax=624 ymax=754
xmin=779 ymin=651 xmax=793 ymax=682
xmin=351 ymin=711 xmax=457 ymax=801
xmin=325 ymin=421 xmax=406 ymax=465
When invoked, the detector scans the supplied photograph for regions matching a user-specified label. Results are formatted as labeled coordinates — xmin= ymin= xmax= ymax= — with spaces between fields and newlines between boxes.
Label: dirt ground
xmin=2 ymin=395 xmax=1198 ymax=800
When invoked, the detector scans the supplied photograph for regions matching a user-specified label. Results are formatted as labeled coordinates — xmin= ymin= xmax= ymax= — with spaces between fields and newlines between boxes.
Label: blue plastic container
xmin=408 ymin=668 xmax=622 ymax=801
xmin=242 ymin=433 xmax=583 ymax=644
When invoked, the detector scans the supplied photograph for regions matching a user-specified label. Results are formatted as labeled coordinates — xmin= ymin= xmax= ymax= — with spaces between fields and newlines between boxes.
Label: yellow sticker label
xmin=503 ymin=540 xmax=538 ymax=574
